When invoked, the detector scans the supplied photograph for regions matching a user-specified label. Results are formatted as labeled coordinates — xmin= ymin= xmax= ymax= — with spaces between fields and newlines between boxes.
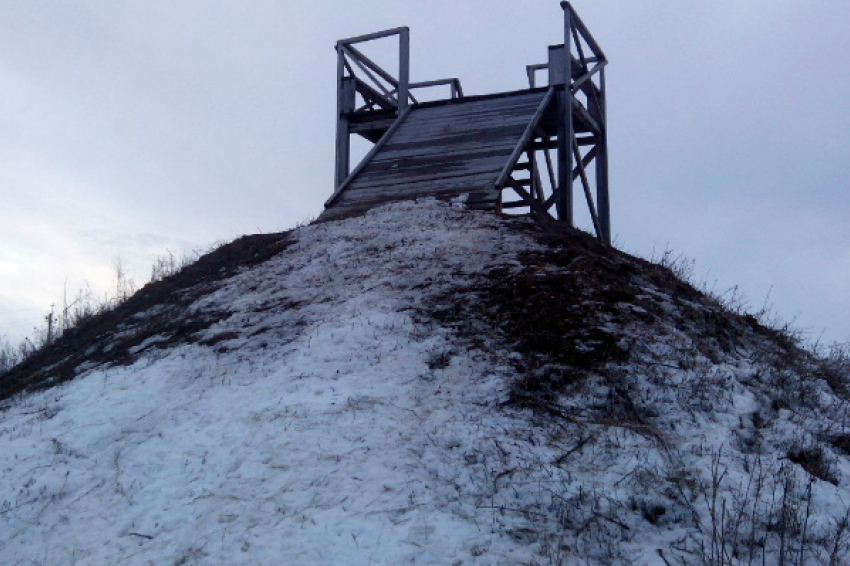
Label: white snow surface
xmin=1 ymin=200 xmax=849 ymax=565
xmin=0 ymin=202 xmax=554 ymax=565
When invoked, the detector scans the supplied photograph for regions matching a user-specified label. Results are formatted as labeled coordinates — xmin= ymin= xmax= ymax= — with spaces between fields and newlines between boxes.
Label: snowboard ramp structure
xmin=322 ymin=2 xmax=611 ymax=245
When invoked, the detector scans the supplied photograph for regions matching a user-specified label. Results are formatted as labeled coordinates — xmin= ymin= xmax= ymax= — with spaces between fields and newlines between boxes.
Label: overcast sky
xmin=1 ymin=1 xmax=848 ymax=346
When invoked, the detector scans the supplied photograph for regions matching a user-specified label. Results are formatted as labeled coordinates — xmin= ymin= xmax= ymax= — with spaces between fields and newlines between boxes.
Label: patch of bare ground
xmin=0 ymin=232 xmax=293 ymax=401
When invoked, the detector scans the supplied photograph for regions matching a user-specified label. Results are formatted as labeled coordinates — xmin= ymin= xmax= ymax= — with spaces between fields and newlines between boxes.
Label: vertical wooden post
xmin=335 ymin=50 xmax=356 ymax=189
xmin=596 ymin=68 xmax=611 ymax=244
xmin=398 ymin=29 xmax=410 ymax=112
xmin=334 ymin=47 xmax=348 ymax=189
xmin=556 ymin=2 xmax=574 ymax=224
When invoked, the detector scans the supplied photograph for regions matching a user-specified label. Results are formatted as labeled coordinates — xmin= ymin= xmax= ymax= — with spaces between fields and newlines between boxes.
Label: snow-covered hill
xmin=1 ymin=201 xmax=849 ymax=565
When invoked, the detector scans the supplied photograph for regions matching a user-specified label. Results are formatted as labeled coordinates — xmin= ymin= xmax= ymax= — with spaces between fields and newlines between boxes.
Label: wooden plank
xmin=385 ymin=125 xmax=528 ymax=150
xmin=376 ymin=137 xmax=521 ymax=160
xmin=398 ymin=100 xmax=544 ymax=122
xmin=363 ymin=146 xmax=520 ymax=172
xmin=399 ymin=107 xmax=542 ymax=129
xmin=360 ymin=152 xmax=518 ymax=179
xmin=395 ymin=112 xmax=540 ymax=135
xmin=337 ymin=185 xmax=499 ymax=207
xmin=395 ymin=107 xmax=536 ymax=130
xmin=350 ymin=161 xmax=506 ymax=192
xmin=393 ymin=113 xmax=535 ymax=134
xmin=373 ymin=139 xmax=519 ymax=160
xmin=403 ymin=101 xmax=544 ymax=123
xmin=389 ymin=123 xmax=533 ymax=146
xmin=337 ymin=172 xmax=500 ymax=203
xmin=354 ymin=164 xmax=509 ymax=189
xmin=409 ymin=86 xmax=549 ymax=109
xmin=325 ymin=107 xmax=411 ymax=208
xmin=404 ymin=95 xmax=545 ymax=118
xmin=370 ymin=147 xmax=517 ymax=167
xmin=411 ymin=93 xmax=544 ymax=112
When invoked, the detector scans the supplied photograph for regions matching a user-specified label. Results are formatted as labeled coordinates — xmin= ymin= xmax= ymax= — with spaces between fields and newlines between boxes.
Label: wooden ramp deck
xmin=322 ymin=89 xmax=550 ymax=221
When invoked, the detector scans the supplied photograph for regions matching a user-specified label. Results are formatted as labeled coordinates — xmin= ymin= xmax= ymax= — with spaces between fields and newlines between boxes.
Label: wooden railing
xmin=335 ymin=28 xmax=464 ymax=188
xmin=336 ymin=28 xmax=463 ymax=114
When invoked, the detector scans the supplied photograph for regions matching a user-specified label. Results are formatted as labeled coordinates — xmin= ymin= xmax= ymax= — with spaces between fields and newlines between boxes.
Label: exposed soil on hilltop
xmin=431 ymin=213 xmax=798 ymax=402
xmin=0 ymin=231 xmax=293 ymax=401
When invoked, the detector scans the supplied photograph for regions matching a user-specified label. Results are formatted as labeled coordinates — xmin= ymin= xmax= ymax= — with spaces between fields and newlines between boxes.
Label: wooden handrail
xmin=338 ymin=27 xmax=409 ymax=47
xmin=409 ymin=78 xmax=464 ymax=99
xmin=561 ymin=2 xmax=606 ymax=61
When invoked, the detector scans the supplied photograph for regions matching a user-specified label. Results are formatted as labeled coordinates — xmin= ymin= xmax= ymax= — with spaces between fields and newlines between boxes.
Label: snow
xmin=1 ymin=200 xmax=849 ymax=565
xmin=0 ymin=202 xmax=553 ymax=564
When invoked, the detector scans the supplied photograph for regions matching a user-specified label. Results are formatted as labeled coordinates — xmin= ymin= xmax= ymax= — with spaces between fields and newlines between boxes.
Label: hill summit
xmin=1 ymin=200 xmax=848 ymax=565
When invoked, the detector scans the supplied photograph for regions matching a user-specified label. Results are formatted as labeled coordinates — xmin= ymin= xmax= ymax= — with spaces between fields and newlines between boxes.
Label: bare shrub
xmin=149 ymin=249 xmax=196 ymax=283
xmin=0 ymin=336 xmax=21 ymax=374
xmin=787 ymin=438 xmax=840 ymax=485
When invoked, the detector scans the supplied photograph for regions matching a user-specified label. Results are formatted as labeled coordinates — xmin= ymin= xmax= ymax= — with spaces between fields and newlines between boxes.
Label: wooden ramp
xmin=322 ymin=89 xmax=550 ymax=221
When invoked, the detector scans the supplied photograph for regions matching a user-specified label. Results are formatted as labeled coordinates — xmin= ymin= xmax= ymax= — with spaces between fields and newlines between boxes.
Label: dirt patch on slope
xmin=0 ymin=232 xmax=293 ymax=401
xmin=431 ymin=213 xmax=794 ymax=409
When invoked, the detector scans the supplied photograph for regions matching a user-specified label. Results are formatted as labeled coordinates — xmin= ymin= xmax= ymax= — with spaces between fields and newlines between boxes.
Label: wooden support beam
xmin=563 ymin=2 xmax=607 ymax=61
xmin=571 ymin=21 xmax=588 ymax=69
xmin=501 ymin=200 xmax=532 ymax=209
xmin=543 ymin=146 xmax=596 ymax=211
xmin=343 ymin=44 xmax=400 ymax=90
xmin=543 ymin=148 xmax=557 ymax=197
xmin=529 ymin=139 xmax=559 ymax=151
xmin=335 ymin=70 xmax=356 ymax=189
xmin=494 ymin=86 xmax=556 ymax=189
xmin=596 ymin=67 xmax=611 ymax=244
xmin=572 ymin=96 xmax=601 ymax=135
xmin=504 ymin=178 xmax=544 ymax=213
xmin=398 ymin=29 xmax=410 ymax=110
xmin=342 ymin=45 xmax=397 ymax=104
xmin=529 ymin=151 xmax=544 ymax=202
xmin=571 ymin=60 xmax=607 ymax=95
xmin=556 ymin=3 xmax=573 ymax=224
xmin=348 ymin=117 xmax=397 ymax=134
xmin=353 ymin=79 xmax=395 ymax=111
xmin=572 ymin=139 xmax=603 ymax=240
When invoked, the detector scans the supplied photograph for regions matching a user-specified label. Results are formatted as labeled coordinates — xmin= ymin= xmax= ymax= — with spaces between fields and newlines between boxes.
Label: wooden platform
xmin=322 ymin=89 xmax=550 ymax=220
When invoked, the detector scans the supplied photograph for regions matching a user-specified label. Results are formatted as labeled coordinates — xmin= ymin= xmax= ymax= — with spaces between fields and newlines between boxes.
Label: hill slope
xmin=1 ymin=200 xmax=849 ymax=565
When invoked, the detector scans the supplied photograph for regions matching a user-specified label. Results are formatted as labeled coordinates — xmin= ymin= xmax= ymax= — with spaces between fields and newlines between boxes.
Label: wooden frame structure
xmin=328 ymin=2 xmax=610 ymax=245
xmin=333 ymin=27 xmax=463 ymax=189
